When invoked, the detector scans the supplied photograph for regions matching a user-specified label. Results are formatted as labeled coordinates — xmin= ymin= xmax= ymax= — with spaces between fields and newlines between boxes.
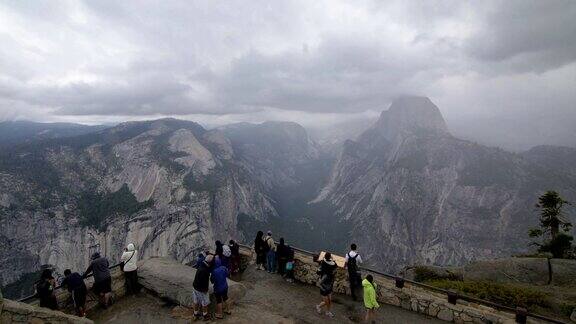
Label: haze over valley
xmin=1 ymin=0 xmax=576 ymax=304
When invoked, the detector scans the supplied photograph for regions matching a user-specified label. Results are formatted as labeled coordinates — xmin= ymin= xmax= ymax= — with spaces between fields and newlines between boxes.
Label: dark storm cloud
xmin=0 ymin=0 xmax=574 ymax=128
xmin=465 ymin=0 xmax=576 ymax=73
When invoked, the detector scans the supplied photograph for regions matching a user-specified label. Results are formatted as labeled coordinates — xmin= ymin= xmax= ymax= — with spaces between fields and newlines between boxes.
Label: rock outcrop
xmin=137 ymin=257 xmax=247 ymax=306
xmin=1 ymin=298 xmax=93 ymax=324
xmin=316 ymin=96 xmax=576 ymax=272
xmin=0 ymin=119 xmax=305 ymax=294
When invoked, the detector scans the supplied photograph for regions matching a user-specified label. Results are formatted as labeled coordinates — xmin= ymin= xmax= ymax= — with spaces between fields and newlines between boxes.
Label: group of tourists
xmin=35 ymin=243 xmax=140 ymax=317
xmin=314 ymin=243 xmax=379 ymax=323
xmin=253 ymin=230 xmax=379 ymax=322
xmin=254 ymin=231 xmax=295 ymax=281
xmin=32 ymin=236 xmax=379 ymax=322
xmin=191 ymin=239 xmax=241 ymax=321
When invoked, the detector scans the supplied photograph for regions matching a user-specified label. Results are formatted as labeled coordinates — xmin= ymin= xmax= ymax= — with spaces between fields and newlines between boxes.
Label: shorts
xmin=72 ymin=286 xmax=87 ymax=308
xmin=93 ymin=277 xmax=112 ymax=295
xmin=215 ymin=290 xmax=228 ymax=303
xmin=192 ymin=288 xmax=210 ymax=307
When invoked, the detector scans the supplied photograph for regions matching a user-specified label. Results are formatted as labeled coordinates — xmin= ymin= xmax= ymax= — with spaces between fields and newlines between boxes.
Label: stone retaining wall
xmin=1 ymin=266 xmax=126 ymax=322
xmin=238 ymin=246 xmax=544 ymax=324
xmin=26 ymin=265 xmax=127 ymax=315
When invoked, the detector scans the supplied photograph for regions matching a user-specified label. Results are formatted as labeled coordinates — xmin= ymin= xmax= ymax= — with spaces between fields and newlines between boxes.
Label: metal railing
xmin=240 ymin=242 xmax=567 ymax=324
xmin=17 ymin=263 xmax=122 ymax=303
xmin=16 ymin=244 xmax=568 ymax=323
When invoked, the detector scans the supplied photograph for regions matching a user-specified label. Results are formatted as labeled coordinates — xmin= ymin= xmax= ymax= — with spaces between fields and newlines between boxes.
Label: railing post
xmin=515 ymin=307 xmax=527 ymax=324
xmin=395 ymin=277 xmax=405 ymax=289
xmin=447 ymin=290 xmax=458 ymax=304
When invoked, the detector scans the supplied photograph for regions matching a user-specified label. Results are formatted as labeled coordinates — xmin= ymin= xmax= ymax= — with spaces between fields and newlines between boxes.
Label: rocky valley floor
xmin=91 ymin=264 xmax=444 ymax=323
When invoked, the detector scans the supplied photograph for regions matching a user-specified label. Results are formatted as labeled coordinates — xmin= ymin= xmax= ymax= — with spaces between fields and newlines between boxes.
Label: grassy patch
xmin=412 ymin=266 xmax=460 ymax=282
xmin=426 ymin=280 xmax=549 ymax=311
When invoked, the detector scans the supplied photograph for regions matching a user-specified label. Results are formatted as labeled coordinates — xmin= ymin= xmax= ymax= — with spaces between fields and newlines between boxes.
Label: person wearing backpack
xmin=315 ymin=252 xmax=338 ymax=317
xmin=120 ymin=243 xmax=139 ymax=295
xmin=363 ymin=274 xmax=379 ymax=323
xmin=264 ymin=231 xmax=277 ymax=273
xmin=344 ymin=243 xmax=363 ymax=301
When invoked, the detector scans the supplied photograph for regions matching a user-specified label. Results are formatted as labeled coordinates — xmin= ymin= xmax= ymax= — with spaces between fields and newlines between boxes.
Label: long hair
xmin=255 ymin=231 xmax=263 ymax=240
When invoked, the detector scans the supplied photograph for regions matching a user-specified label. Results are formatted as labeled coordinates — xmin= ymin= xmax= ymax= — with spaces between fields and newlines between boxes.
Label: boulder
xmin=550 ymin=259 xmax=576 ymax=287
xmin=463 ymin=258 xmax=550 ymax=285
xmin=138 ymin=257 xmax=246 ymax=306
xmin=1 ymin=298 xmax=92 ymax=324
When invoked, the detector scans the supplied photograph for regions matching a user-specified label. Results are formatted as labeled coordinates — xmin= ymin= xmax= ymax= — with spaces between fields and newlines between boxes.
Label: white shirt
xmin=121 ymin=248 xmax=138 ymax=272
xmin=345 ymin=250 xmax=363 ymax=264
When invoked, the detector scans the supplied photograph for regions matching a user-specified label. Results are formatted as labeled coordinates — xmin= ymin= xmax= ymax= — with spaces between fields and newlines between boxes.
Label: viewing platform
xmin=1 ymin=245 xmax=563 ymax=323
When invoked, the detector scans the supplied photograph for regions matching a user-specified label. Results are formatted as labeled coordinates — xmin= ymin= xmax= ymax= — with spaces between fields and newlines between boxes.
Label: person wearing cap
xmin=36 ymin=269 xmax=58 ymax=310
xmin=264 ymin=231 xmax=277 ymax=273
xmin=192 ymin=254 xmax=214 ymax=321
xmin=84 ymin=252 xmax=112 ymax=308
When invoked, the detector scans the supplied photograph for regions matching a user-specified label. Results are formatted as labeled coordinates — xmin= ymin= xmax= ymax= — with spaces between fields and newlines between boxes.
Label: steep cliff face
xmin=316 ymin=97 xmax=576 ymax=272
xmin=0 ymin=119 xmax=281 ymax=292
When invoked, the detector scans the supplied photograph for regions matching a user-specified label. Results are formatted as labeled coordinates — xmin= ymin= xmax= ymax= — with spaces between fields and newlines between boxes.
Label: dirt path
xmin=91 ymin=264 xmax=444 ymax=323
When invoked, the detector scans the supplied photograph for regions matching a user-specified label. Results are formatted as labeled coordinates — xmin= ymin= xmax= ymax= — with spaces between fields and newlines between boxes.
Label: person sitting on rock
xmin=36 ymin=269 xmax=58 ymax=310
xmin=211 ymin=256 xmax=232 ymax=319
xmin=363 ymin=274 xmax=379 ymax=323
xmin=84 ymin=252 xmax=112 ymax=308
xmin=62 ymin=269 xmax=87 ymax=317
xmin=192 ymin=254 xmax=213 ymax=321
xmin=315 ymin=252 xmax=338 ymax=318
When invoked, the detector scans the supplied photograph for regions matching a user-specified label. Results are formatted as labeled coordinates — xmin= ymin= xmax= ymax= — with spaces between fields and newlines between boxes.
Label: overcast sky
xmin=0 ymin=0 xmax=575 ymax=134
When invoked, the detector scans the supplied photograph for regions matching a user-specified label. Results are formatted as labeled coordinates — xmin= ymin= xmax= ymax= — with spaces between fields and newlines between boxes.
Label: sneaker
xmin=325 ymin=311 xmax=335 ymax=318
xmin=193 ymin=312 xmax=202 ymax=320
xmin=203 ymin=313 xmax=211 ymax=321
xmin=315 ymin=305 xmax=322 ymax=314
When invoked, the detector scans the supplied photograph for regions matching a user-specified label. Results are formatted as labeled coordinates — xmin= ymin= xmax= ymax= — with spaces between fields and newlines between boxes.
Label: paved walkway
xmin=91 ymin=264 xmax=444 ymax=323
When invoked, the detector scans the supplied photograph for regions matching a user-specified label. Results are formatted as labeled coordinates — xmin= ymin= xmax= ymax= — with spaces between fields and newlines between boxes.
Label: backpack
xmin=347 ymin=252 xmax=359 ymax=274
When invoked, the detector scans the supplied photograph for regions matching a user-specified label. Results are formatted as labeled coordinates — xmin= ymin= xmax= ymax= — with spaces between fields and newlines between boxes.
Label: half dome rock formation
xmin=315 ymin=97 xmax=576 ymax=271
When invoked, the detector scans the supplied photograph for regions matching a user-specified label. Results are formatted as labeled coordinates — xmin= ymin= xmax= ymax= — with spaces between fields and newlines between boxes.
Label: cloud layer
xmin=0 ymin=0 xmax=575 ymax=135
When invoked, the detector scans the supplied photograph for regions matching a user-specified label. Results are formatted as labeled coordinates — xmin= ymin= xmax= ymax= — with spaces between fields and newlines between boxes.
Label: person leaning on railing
xmin=84 ymin=252 xmax=113 ymax=308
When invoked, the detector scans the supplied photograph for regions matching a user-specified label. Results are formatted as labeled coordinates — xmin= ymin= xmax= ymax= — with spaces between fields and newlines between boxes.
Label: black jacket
xmin=193 ymin=262 xmax=211 ymax=293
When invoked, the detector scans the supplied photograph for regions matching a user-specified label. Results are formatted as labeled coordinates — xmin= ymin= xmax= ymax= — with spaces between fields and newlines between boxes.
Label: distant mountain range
xmin=0 ymin=121 xmax=109 ymax=147
xmin=1 ymin=98 xmax=575 ymax=298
